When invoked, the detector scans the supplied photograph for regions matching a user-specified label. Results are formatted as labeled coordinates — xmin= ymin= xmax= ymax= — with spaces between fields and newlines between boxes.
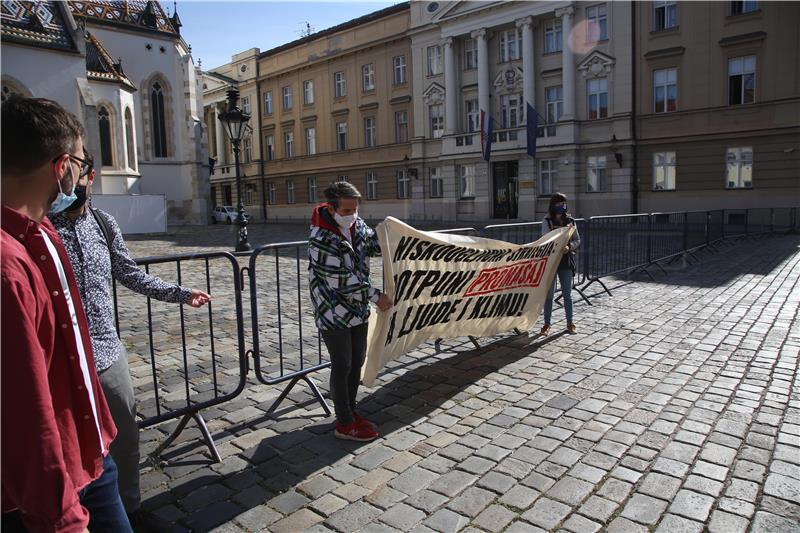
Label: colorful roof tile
xmin=1 ymin=1 xmax=78 ymax=52
xmin=69 ymin=1 xmax=178 ymax=36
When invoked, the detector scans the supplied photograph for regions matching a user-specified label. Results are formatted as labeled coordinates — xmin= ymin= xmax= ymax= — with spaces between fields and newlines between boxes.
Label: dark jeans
xmin=2 ymin=454 xmax=132 ymax=532
xmin=321 ymin=323 xmax=369 ymax=425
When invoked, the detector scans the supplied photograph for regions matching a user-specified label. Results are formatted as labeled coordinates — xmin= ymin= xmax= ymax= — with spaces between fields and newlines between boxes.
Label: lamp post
xmin=218 ymin=87 xmax=252 ymax=252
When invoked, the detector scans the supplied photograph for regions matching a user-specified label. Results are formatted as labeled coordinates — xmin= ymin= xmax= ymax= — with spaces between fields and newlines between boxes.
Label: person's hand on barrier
xmin=564 ymin=244 xmax=571 ymax=253
xmin=187 ymin=289 xmax=211 ymax=308
xmin=377 ymin=293 xmax=393 ymax=312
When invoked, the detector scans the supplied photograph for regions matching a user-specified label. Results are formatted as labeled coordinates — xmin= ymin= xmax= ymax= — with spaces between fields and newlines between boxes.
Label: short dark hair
xmin=324 ymin=181 xmax=362 ymax=208
xmin=1 ymin=96 xmax=85 ymax=176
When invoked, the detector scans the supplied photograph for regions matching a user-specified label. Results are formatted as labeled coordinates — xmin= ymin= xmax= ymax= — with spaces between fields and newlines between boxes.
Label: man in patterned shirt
xmin=309 ymin=181 xmax=392 ymax=442
xmin=50 ymin=164 xmax=210 ymax=527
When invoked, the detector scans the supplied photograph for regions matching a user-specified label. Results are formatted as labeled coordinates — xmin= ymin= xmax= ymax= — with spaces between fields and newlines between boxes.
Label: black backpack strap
xmin=91 ymin=208 xmax=114 ymax=257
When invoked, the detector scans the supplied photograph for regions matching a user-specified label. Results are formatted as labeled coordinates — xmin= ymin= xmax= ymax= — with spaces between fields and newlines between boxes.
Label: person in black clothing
xmin=540 ymin=192 xmax=581 ymax=335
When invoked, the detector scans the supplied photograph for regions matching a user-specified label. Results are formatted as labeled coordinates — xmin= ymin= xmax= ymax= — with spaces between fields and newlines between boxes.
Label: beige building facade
xmin=203 ymin=47 xmax=264 ymax=219
xmin=635 ymin=1 xmax=800 ymax=214
xmin=254 ymin=3 xmax=413 ymax=222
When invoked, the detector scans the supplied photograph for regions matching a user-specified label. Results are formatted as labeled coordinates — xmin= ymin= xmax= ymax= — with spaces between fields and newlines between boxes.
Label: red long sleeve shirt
xmin=1 ymin=206 xmax=116 ymax=532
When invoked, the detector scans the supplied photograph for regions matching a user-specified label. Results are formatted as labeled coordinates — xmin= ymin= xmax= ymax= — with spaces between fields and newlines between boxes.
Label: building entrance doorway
xmin=492 ymin=161 xmax=519 ymax=219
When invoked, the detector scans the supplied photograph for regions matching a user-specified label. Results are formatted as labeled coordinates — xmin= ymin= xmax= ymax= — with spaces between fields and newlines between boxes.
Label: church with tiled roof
xmin=1 ymin=1 xmax=210 ymax=228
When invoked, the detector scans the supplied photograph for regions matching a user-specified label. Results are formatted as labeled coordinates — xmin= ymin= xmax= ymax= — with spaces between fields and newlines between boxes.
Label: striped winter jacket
xmin=308 ymin=204 xmax=382 ymax=331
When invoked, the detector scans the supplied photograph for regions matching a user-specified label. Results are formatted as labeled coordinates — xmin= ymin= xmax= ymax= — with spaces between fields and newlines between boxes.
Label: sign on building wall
xmin=363 ymin=217 xmax=572 ymax=386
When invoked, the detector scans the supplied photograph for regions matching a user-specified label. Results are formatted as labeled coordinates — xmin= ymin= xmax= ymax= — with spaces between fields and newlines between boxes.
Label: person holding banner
xmin=540 ymin=193 xmax=581 ymax=335
xmin=308 ymin=182 xmax=393 ymax=442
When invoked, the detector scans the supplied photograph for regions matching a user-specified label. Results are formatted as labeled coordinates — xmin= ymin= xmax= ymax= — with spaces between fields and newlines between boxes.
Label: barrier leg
xmin=581 ymin=278 xmax=613 ymax=297
xmin=266 ymin=374 xmax=332 ymax=416
xmin=151 ymin=411 xmax=221 ymax=464
xmin=468 ymin=336 xmax=481 ymax=349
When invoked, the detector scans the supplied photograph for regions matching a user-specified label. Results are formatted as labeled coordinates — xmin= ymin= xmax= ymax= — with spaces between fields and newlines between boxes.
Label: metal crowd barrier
xmin=112 ymin=251 xmax=247 ymax=462
xmin=115 ymin=206 xmax=797 ymax=460
xmin=247 ymin=241 xmax=331 ymax=416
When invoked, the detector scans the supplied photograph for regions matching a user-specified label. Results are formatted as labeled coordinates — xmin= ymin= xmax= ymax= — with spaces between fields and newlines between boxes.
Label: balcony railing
xmin=442 ymin=122 xmax=571 ymax=155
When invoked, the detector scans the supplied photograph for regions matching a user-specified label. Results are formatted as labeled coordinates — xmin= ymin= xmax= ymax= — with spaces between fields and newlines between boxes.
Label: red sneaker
xmin=353 ymin=412 xmax=376 ymax=431
xmin=334 ymin=420 xmax=379 ymax=442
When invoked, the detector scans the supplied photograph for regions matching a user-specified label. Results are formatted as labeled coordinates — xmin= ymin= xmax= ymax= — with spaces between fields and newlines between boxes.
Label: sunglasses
xmin=51 ymin=151 xmax=94 ymax=178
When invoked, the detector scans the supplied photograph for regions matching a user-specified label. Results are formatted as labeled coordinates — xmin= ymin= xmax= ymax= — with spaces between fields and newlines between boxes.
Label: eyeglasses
xmin=52 ymin=152 xmax=94 ymax=178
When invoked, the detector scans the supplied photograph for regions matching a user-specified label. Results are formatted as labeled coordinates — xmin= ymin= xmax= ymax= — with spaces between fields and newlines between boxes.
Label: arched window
xmin=98 ymin=106 xmax=114 ymax=167
xmin=124 ymin=108 xmax=136 ymax=170
xmin=151 ymin=82 xmax=168 ymax=157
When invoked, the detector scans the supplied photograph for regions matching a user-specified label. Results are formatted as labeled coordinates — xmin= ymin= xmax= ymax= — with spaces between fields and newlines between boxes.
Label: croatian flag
xmin=480 ymin=110 xmax=493 ymax=162
xmin=526 ymin=103 xmax=538 ymax=158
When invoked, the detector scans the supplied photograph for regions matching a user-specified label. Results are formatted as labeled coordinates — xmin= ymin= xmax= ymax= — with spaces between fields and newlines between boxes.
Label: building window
xmin=308 ymin=177 xmax=317 ymax=203
xmin=364 ymin=116 xmax=377 ymax=147
xmin=654 ymin=68 xmax=678 ymax=112
xmin=366 ymin=171 xmax=378 ymax=200
xmin=459 ymin=165 xmax=476 ymax=198
xmin=654 ymin=0 xmax=678 ymax=30
xmin=362 ymin=63 xmax=375 ymax=92
xmin=540 ymin=159 xmax=558 ymax=195
xmin=730 ymin=0 xmax=758 ymax=15
xmin=334 ymin=72 xmax=346 ymax=97
xmin=429 ymin=167 xmax=443 ymax=198
xmin=544 ymin=19 xmax=563 ymax=53
xmin=393 ymin=55 xmax=407 ymax=85
xmin=427 ymin=45 xmax=443 ymax=76
xmin=587 ymin=78 xmax=609 ymax=119
xmin=397 ymin=169 xmax=410 ymax=198
xmin=286 ymin=180 xmax=295 ymax=204
xmin=499 ymin=29 xmax=522 ymax=62
xmin=587 ymin=156 xmax=607 ymax=192
xmin=546 ymin=86 xmax=563 ymax=123
xmin=244 ymin=182 xmax=257 ymax=205
xmin=124 ymin=107 xmax=136 ymax=170
xmin=336 ymin=122 xmax=348 ymax=151
xmin=464 ymin=38 xmax=478 ymax=70
xmin=395 ymin=110 xmax=408 ymax=143
xmin=265 ymin=135 xmax=274 ymax=161
xmin=429 ymin=104 xmax=444 ymax=139
xmin=264 ymin=91 xmax=273 ymax=114
xmin=339 ymin=175 xmax=349 ymax=182
xmin=586 ymin=5 xmax=608 ymax=41
xmin=241 ymin=96 xmax=250 ymax=115
xmin=653 ymin=152 xmax=676 ymax=190
xmin=243 ymin=136 xmax=252 ymax=163
xmin=303 ymin=80 xmax=314 ymax=105
xmin=500 ymin=94 xmax=523 ymax=128
xmin=284 ymin=131 xmax=293 ymax=158
xmin=267 ymin=182 xmax=276 ymax=205
xmin=282 ymin=86 xmax=292 ymax=110
xmin=98 ymin=106 xmax=114 ymax=167
xmin=150 ymin=82 xmax=168 ymax=157
xmin=305 ymin=127 xmax=316 ymax=155
xmin=728 ymin=56 xmax=756 ymax=105
xmin=726 ymin=147 xmax=753 ymax=188
xmin=466 ymin=99 xmax=479 ymax=132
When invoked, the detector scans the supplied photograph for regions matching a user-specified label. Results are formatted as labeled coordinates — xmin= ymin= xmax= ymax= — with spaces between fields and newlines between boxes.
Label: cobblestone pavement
xmin=121 ymin=225 xmax=800 ymax=533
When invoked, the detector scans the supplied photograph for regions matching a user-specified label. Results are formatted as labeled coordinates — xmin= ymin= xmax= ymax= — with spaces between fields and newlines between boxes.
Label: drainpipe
xmin=631 ymin=0 xmax=639 ymax=214
xmin=256 ymin=58 xmax=266 ymax=221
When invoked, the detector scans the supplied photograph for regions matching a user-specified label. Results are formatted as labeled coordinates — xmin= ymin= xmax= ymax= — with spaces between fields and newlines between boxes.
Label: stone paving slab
xmin=119 ymin=225 xmax=800 ymax=532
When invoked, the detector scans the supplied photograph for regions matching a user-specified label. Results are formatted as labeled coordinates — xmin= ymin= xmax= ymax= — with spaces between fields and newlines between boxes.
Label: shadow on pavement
xmin=142 ymin=330 xmax=556 ymax=531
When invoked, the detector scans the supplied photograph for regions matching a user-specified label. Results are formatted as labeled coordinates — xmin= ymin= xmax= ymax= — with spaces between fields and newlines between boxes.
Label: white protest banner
xmin=362 ymin=217 xmax=573 ymax=387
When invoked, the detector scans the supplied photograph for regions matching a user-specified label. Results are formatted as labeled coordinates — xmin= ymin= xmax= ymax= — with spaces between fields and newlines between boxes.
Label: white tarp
xmin=91 ymin=194 xmax=167 ymax=234
xmin=363 ymin=217 xmax=573 ymax=387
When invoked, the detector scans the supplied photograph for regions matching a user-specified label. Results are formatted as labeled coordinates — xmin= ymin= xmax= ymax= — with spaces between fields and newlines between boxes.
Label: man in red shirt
xmin=1 ymin=96 xmax=131 ymax=532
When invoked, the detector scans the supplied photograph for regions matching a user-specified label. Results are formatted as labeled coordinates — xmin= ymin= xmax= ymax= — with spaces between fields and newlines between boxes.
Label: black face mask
xmin=66 ymin=184 xmax=88 ymax=212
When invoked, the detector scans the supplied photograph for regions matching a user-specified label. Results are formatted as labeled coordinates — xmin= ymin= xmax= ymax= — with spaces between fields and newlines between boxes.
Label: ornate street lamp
xmin=218 ymin=87 xmax=252 ymax=252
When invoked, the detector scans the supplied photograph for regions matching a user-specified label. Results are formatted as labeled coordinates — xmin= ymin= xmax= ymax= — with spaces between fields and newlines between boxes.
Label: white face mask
xmin=333 ymin=211 xmax=357 ymax=229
